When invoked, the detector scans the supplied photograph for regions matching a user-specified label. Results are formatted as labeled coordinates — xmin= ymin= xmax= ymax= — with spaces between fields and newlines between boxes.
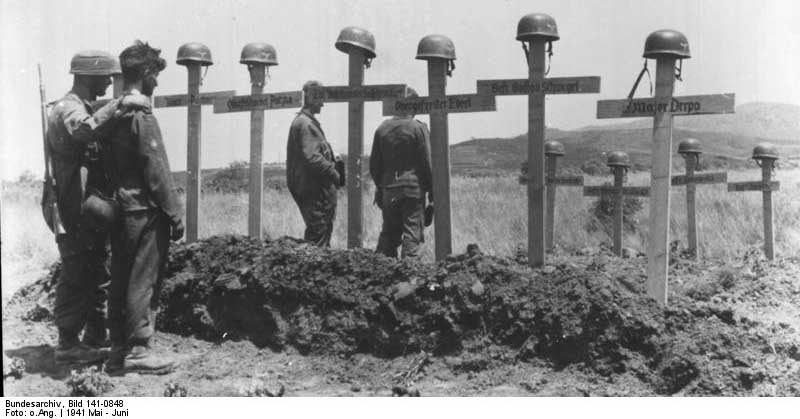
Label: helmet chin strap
xmin=627 ymin=60 xmax=653 ymax=99
xmin=446 ymin=60 xmax=455 ymax=77
xmin=364 ymin=56 xmax=373 ymax=69
xmin=545 ymin=41 xmax=553 ymax=76
xmin=674 ymin=59 xmax=683 ymax=81
xmin=201 ymin=65 xmax=209 ymax=86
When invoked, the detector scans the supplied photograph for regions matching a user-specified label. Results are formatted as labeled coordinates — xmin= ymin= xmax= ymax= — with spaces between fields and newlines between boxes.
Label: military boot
xmin=82 ymin=321 xmax=110 ymax=349
xmin=54 ymin=329 xmax=107 ymax=364
xmin=120 ymin=345 xmax=174 ymax=375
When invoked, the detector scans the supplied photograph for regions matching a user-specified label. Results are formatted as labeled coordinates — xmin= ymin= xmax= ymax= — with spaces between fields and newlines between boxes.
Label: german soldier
xmin=286 ymin=80 xmax=343 ymax=247
xmin=370 ymin=88 xmax=433 ymax=258
xmin=47 ymin=50 xmax=147 ymax=364
xmin=104 ymin=40 xmax=183 ymax=375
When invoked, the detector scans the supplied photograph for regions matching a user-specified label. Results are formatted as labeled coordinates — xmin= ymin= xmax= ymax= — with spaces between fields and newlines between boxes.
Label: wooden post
xmin=247 ymin=64 xmax=266 ymax=239
xmin=645 ymin=57 xmax=677 ymax=304
xmin=612 ymin=166 xmax=625 ymax=256
xmin=186 ymin=63 xmax=202 ymax=243
xmin=520 ymin=153 xmax=583 ymax=251
xmin=347 ymin=49 xmax=366 ymax=248
xmin=682 ymin=154 xmax=698 ymax=257
xmin=761 ymin=163 xmax=775 ymax=260
xmin=544 ymin=155 xmax=557 ymax=252
xmin=428 ymin=59 xmax=451 ymax=260
xmin=584 ymin=168 xmax=650 ymax=255
xmin=527 ymin=39 xmax=547 ymax=267
xmin=726 ymin=158 xmax=779 ymax=260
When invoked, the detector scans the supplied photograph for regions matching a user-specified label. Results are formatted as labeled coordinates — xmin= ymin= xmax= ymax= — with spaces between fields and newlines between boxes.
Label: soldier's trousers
xmin=54 ymin=230 xmax=110 ymax=341
xmin=291 ymin=186 xmax=337 ymax=247
xmin=376 ymin=196 xmax=424 ymax=258
xmin=109 ymin=209 xmax=169 ymax=347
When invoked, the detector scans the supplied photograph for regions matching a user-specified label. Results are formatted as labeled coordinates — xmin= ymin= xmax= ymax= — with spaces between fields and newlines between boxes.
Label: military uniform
xmin=286 ymin=109 xmax=338 ymax=247
xmin=370 ymin=116 xmax=432 ymax=258
xmin=104 ymin=99 xmax=182 ymax=352
xmin=47 ymin=92 xmax=121 ymax=349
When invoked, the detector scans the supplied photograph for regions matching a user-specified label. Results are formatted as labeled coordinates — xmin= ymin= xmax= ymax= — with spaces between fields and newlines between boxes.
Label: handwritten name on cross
xmin=596 ymin=29 xmax=735 ymax=305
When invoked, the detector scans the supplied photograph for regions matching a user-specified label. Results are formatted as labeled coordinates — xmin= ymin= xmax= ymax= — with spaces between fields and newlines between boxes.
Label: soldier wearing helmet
xmin=370 ymin=87 xmax=433 ymax=258
xmin=47 ymin=50 xmax=149 ymax=365
xmin=286 ymin=80 xmax=342 ymax=247
xmin=103 ymin=40 xmax=182 ymax=375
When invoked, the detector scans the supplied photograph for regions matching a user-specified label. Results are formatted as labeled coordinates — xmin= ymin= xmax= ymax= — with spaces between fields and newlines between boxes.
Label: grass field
xmin=2 ymin=168 xmax=798 ymax=292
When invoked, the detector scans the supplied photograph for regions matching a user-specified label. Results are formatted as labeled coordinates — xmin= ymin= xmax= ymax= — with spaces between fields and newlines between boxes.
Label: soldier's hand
xmin=170 ymin=219 xmax=185 ymax=241
xmin=118 ymin=92 xmax=151 ymax=114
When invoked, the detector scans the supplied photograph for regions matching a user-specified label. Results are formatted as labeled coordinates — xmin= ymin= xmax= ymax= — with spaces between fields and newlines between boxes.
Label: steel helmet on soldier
xmin=516 ymin=13 xmax=560 ymax=42
xmin=607 ymin=151 xmax=632 ymax=168
xmin=416 ymin=35 xmax=456 ymax=61
xmin=176 ymin=42 xmax=213 ymax=66
xmin=678 ymin=138 xmax=703 ymax=155
xmin=752 ymin=143 xmax=779 ymax=161
xmin=70 ymin=50 xmax=121 ymax=75
xmin=335 ymin=26 xmax=377 ymax=58
xmin=545 ymin=140 xmax=566 ymax=156
xmin=240 ymin=42 xmax=278 ymax=66
xmin=643 ymin=29 xmax=691 ymax=59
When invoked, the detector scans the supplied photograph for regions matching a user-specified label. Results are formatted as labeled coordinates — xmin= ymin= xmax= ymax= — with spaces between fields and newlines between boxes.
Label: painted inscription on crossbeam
xmin=306 ymin=84 xmax=407 ymax=102
xmin=671 ymin=172 xmax=727 ymax=186
xmin=382 ymin=94 xmax=496 ymax=116
xmin=728 ymin=181 xmax=780 ymax=192
xmin=597 ymin=94 xmax=735 ymax=119
xmin=154 ymin=90 xmax=236 ymax=108
xmin=477 ymin=76 xmax=601 ymax=96
xmin=213 ymin=91 xmax=303 ymax=113
xmin=584 ymin=185 xmax=651 ymax=197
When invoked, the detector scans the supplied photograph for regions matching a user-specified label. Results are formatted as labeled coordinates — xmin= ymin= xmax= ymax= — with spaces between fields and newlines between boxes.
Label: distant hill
xmin=581 ymin=102 xmax=800 ymax=142
xmin=452 ymin=102 xmax=800 ymax=175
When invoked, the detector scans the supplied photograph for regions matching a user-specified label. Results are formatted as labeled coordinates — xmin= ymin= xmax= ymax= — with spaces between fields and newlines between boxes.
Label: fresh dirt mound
xmin=16 ymin=235 xmax=800 ymax=395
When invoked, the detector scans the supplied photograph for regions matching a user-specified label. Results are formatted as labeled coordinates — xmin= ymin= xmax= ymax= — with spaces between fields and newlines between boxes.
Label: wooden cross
xmin=583 ymin=159 xmax=650 ymax=257
xmin=213 ymin=88 xmax=303 ymax=237
xmin=727 ymin=148 xmax=780 ymax=260
xmin=153 ymin=89 xmax=236 ymax=242
xmin=671 ymin=141 xmax=727 ymax=259
xmin=519 ymin=142 xmax=584 ymax=252
xmin=596 ymin=30 xmax=735 ymax=305
xmin=383 ymin=35 xmax=496 ymax=260
xmin=479 ymin=14 xmax=601 ymax=268
xmin=306 ymin=80 xmax=407 ymax=249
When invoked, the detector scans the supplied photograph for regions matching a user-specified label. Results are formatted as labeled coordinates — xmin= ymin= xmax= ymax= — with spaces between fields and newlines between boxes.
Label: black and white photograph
xmin=1 ymin=0 xmax=799 ymax=402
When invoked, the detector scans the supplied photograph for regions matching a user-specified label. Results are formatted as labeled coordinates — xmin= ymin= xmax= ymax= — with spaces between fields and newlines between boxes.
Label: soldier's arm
xmin=300 ymin=123 xmax=338 ymax=182
xmin=132 ymin=112 xmax=182 ymax=225
xmin=417 ymin=122 xmax=433 ymax=197
xmin=369 ymin=128 xmax=382 ymax=186
xmin=60 ymin=99 xmax=121 ymax=144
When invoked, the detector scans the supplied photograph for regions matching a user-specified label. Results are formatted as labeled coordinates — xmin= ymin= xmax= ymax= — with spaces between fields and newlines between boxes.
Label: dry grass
xmin=2 ymin=168 xmax=798 ymax=284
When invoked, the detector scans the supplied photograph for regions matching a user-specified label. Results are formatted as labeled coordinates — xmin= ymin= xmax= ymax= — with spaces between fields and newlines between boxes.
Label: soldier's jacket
xmin=370 ymin=116 xmax=432 ymax=199
xmin=105 ymin=101 xmax=181 ymax=224
xmin=46 ymin=92 xmax=119 ymax=233
xmin=286 ymin=109 xmax=338 ymax=198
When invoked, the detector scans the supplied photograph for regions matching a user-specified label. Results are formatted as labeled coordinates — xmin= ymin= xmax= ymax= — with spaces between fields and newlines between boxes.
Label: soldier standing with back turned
xmin=46 ymin=50 xmax=147 ymax=364
xmin=370 ymin=88 xmax=433 ymax=258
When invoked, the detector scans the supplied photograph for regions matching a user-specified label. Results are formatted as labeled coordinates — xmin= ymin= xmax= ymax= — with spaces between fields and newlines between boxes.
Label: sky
xmin=1 ymin=0 xmax=799 ymax=180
